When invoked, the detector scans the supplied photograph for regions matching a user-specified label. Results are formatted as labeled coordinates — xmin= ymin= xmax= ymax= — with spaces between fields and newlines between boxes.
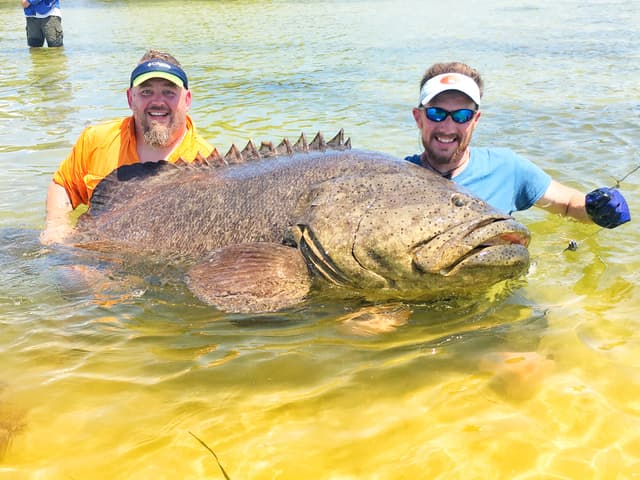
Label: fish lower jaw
xmin=412 ymin=243 xmax=530 ymax=277
xmin=441 ymin=244 xmax=530 ymax=277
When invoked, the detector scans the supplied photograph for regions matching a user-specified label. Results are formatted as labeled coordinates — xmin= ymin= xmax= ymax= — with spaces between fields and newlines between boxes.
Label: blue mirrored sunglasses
xmin=423 ymin=107 xmax=476 ymax=124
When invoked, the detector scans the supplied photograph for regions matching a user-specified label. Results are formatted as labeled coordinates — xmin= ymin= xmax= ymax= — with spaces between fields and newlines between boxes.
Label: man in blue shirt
xmin=406 ymin=62 xmax=629 ymax=229
xmin=21 ymin=0 xmax=63 ymax=48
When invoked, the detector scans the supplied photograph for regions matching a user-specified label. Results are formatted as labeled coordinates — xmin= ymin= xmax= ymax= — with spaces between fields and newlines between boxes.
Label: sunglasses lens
xmin=425 ymin=107 xmax=447 ymax=122
xmin=424 ymin=107 xmax=475 ymax=123
xmin=451 ymin=109 xmax=475 ymax=123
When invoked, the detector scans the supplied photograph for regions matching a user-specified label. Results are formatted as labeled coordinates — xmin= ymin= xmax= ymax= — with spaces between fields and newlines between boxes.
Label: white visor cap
xmin=419 ymin=73 xmax=481 ymax=107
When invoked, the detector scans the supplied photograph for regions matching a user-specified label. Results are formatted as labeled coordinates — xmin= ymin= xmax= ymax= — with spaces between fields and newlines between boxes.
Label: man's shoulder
xmin=471 ymin=146 xmax=520 ymax=160
xmin=469 ymin=146 xmax=550 ymax=185
xmin=80 ymin=117 xmax=129 ymax=140
xmin=83 ymin=117 xmax=127 ymax=132
xmin=182 ymin=116 xmax=215 ymax=156
xmin=470 ymin=147 xmax=531 ymax=171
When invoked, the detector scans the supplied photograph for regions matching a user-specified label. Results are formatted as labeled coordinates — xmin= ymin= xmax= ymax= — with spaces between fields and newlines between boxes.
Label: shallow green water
xmin=1 ymin=0 xmax=639 ymax=478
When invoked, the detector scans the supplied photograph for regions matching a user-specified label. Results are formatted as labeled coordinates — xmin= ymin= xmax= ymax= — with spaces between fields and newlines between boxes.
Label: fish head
xmin=291 ymin=163 xmax=530 ymax=301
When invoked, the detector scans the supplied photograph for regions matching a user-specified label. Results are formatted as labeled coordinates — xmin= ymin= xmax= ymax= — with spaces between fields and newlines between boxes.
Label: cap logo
xmin=146 ymin=60 xmax=171 ymax=70
xmin=440 ymin=74 xmax=461 ymax=84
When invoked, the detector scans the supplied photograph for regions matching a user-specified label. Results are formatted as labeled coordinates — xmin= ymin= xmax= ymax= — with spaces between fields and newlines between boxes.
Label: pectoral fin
xmin=185 ymin=242 xmax=312 ymax=313
xmin=337 ymin=303 xmax=412 ymax=336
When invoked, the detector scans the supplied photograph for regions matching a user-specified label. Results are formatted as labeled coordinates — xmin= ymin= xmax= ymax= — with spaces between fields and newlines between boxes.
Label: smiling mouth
xmin=147 ymin=110 xmax=169 ymax=119
xmin=435 ymin=135 xmax=457 ymax=144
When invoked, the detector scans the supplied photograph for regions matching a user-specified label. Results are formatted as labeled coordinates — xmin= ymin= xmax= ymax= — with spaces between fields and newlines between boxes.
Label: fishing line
xmin=563 ymin=162 xmax=639 ymax=252
xmin=611 ymin=163 xmax=640 ymax=188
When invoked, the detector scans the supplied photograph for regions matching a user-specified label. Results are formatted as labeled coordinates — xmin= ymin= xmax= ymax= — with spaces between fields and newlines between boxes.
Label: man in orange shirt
xmin=41 ymin=49 xmax=216 ymax=244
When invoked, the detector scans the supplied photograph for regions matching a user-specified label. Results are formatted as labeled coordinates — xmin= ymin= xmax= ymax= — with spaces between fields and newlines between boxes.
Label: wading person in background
xmin=21 ymin=0 xmax=63 ymax=48
xmin=41 ymin=49 xmax=216 ymax=245
xmin=405 ymin=61 xmax=630 ymax=229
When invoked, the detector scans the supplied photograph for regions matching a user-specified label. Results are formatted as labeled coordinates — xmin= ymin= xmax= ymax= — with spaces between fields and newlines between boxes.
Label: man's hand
xmin=585 ymin=187 xmax=631 ymax=229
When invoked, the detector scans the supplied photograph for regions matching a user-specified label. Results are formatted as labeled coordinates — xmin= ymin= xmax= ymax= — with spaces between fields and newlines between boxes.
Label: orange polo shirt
xmin=53 ymin=115 xmax=215 ymax=209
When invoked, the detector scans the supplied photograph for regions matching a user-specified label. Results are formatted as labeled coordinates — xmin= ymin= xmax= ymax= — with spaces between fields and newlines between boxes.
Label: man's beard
xmin=143 ymin=121 xmax=172 ymax=148
xmin=423 ymin=130 xmax=472 ymax=166
xmin=425 ymin=142 xmax=466 ymax=166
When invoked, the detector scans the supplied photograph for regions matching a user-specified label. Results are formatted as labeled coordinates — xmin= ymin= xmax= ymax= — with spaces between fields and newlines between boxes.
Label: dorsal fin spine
xmin=258 ymin=141 xmax=276 ymax=158
xmin=327 ymin=129 xmax=345 ymax=149
xmin=309 ymin=131 xmax=326 ymax=152
xmin=293 ymin=132 xmax=308 ymax=153
xmin=224 ymin=144 xmax=243 ymax=164
xmin=275 ymin=138 xmax=293 ymax=156
xmin=241 ymin=140 xmax=260 ymax=162
xmin=188 ymin=130 xmax=350 ymax=169
xmin=205 ymin=148 xmax=226 ymax=166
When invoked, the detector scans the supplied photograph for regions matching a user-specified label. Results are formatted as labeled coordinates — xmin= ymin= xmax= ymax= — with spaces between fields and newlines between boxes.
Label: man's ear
xmin=411 ymin=107 xmax=422 ymax=125
xmin=126 ymin=88 xmax=133 ymax=109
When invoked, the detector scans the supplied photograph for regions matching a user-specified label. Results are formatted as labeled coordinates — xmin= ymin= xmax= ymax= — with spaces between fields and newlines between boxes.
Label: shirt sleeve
xmin=511 ymin=151 xmax=552 ymax=211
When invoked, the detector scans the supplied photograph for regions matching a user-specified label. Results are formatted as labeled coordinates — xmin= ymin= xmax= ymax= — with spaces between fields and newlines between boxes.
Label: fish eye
xmin=451 ymin=194 xmax=466 ymax=207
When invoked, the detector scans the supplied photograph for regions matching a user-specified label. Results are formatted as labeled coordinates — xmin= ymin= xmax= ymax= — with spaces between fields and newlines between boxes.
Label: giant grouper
xmin=70 ymin=130 xmax=530 ymax=313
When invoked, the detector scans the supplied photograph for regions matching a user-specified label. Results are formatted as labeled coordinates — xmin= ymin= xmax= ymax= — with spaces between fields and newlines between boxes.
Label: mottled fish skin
xmin=72 ymin=131 xmax=530 ymax=311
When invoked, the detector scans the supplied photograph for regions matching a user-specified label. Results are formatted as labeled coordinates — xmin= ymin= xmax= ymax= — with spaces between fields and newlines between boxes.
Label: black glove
xmin=585 ymin=187 xmax=630 ymax=229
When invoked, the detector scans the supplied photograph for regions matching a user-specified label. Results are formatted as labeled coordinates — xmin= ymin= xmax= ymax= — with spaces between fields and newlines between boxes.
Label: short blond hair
xmin=137 ymin=49 xmax=183 ymax=67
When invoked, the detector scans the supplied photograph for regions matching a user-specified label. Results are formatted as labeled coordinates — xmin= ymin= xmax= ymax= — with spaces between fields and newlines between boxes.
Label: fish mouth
xmin=413 ymin=217 xmax=531 ymax=276
xmin=439 ymin=240 xmax=530 ymax=277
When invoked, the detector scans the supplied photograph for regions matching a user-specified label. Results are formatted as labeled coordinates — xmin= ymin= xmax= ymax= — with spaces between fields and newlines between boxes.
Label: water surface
xmin=1 ymin=0 xmax=639 ymax=478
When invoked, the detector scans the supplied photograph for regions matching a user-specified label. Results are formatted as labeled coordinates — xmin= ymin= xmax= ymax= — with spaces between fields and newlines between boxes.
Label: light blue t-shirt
xmin=405 ymin=147 xmax=551 ymax=214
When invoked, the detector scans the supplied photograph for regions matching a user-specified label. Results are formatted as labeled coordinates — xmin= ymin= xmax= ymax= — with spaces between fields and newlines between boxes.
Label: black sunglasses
xmin=423 ymin=107 xmax=476 ymax=124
